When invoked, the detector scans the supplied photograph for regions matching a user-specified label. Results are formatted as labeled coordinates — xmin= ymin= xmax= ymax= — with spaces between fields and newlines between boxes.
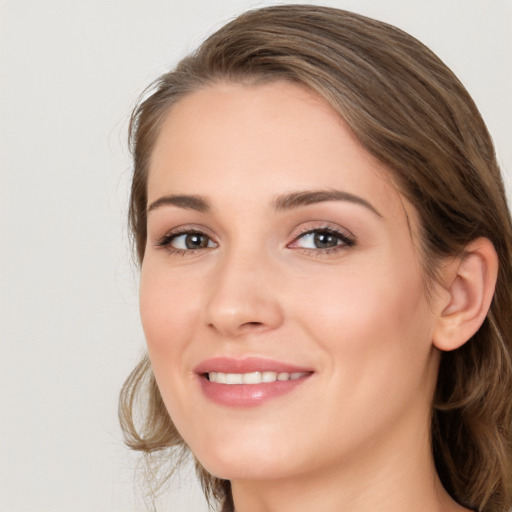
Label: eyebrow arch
xmin=273 ymin=189 xmax=382 ymax=217
xmin=147 ymin=194 xmax=210 ymax=214
xmin=146 ymin=189 xmax=381 ymax=217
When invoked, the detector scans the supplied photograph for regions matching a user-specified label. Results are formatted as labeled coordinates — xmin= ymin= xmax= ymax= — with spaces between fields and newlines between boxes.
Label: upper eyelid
xmin=290 ymin=222 xmax=355 ymax=240
xmin=153 ymin=224 xmax=216 ymax=242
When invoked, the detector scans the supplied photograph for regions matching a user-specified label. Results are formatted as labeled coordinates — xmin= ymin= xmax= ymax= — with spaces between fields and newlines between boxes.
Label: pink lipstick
xmin=194 ymin=357 xmax=313 ymax=407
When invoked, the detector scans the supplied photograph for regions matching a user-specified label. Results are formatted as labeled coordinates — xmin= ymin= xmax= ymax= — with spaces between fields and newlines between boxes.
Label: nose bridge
xmin=203 ymin=239 xmax=283 ymax=337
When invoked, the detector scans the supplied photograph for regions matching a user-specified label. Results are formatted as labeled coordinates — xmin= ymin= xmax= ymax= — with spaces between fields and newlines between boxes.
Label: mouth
xmin=194 ymin=357 xmax=314 ymax=407
xmin=206 ymin=371 xmax=310 ymax=384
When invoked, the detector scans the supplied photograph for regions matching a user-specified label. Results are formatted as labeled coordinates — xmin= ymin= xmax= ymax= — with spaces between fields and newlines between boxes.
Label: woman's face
xmin=140 ymin=81 xmax=442 ymax=482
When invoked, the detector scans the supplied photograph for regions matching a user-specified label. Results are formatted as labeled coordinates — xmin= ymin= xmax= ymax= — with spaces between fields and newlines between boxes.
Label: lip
xmin=194 ymin=357 xmax=314 ymax=408
xmin=194 ymin=356 xmax=312 ymax=374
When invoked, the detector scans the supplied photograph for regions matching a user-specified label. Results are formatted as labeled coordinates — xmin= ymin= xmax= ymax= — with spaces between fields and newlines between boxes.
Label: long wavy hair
xmin=119 ymin=5 xmax=512 ymax=511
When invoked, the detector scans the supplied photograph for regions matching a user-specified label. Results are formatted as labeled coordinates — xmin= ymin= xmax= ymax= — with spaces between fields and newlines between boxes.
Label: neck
xmin=230 ymin=414 xmax=467 ymax=512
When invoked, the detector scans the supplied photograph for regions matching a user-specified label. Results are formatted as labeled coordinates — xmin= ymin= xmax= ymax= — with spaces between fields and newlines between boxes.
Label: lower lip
xmin=198 ymin=375 xmax=311 ymax=407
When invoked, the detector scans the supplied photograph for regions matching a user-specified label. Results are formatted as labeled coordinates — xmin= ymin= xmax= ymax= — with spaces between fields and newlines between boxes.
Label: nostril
xmin=243 ymin=321 xmax=265 ymax=328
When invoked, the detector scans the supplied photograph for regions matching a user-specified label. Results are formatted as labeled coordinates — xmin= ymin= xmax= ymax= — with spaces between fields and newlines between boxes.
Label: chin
xmin=190 ymin=437 xmax=298 ymax=481
xmin=199 ymin=457 xmax=290 ymax=482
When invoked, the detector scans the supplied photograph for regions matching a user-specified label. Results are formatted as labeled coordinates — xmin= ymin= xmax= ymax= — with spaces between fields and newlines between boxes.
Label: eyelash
xmin=154 ymin=225 xmax=356 ymax=256
xmin=289 ymin=226 xmax=356 ymax=255
xmin=155 ymin=228 xmax=217 ymax=256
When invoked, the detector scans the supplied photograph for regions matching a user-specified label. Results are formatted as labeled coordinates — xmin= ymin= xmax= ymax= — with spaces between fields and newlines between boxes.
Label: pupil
xmin=314 ymin=232 xmax=338 ymax=248
xmin=186 ymin=234 xmax=207 ymax=249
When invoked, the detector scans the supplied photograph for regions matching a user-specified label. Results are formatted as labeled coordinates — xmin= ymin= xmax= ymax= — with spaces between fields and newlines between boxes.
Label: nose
xmin=203 ymin=248 xmax=284 ymax=338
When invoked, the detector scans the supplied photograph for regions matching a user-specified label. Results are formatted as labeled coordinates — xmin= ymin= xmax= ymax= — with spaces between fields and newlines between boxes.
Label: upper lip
xmin=194 ymin=356 xmax=313 ymax=375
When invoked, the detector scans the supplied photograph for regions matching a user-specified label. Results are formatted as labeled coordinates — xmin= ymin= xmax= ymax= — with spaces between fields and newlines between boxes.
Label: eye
xmin=171 ymin=232 xmax=215 ymax=250
xmin=156 ymin=230 xmax=217 ymax=254
xmin=290 ymin=227 xmax=355 ymax=252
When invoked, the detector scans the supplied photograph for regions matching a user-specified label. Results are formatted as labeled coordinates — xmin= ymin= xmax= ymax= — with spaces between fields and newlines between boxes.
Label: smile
xmin=195 ymin=357 xmax=314 ymax=407
xmin=207 ymin=371 xmax=309 ymax=384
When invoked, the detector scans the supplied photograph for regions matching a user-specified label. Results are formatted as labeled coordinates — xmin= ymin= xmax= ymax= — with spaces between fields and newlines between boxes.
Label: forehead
xmin=147 ymin=80 xmax=410 ymax=225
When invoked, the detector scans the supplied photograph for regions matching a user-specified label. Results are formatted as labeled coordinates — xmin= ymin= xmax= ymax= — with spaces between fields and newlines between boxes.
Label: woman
xmin=119 ymin=5 xmax=512 ymax=512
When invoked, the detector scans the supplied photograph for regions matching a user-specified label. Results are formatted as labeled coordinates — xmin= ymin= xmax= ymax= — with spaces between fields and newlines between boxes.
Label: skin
xmin=140 ymin=81 xmax=474 ymax=512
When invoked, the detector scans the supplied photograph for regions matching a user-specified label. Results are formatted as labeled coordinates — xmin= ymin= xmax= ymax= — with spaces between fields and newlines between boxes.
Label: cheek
xmin=292 ymin=251 xmax=433 ymax=378
xmin=138 ymin=263 xmax=204 ymax=430
xmin=288 ymin=259 xmax=435 ymax=451
xmin=140 ymin=262 xmax=196 ymax=349
xmin=138 ymin=262 xmax=204 ymax=403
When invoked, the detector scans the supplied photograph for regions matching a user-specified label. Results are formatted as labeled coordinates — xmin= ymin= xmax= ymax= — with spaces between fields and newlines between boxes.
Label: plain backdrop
xmin=0 ymin=1 xmax=511 ymax=511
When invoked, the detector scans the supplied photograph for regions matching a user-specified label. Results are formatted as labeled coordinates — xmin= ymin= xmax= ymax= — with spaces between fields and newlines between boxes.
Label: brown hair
xmin=119 ymin=5 xmax=512 ymax=511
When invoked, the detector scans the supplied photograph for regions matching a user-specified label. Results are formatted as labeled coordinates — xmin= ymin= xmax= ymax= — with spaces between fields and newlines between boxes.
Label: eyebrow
xmin=273 ymin=189 xmax=382 ymax=217
xmin=146 ymin=189 xmax=382 ymax=217
xmin=147 ymin=194 xmax=210 ymax=214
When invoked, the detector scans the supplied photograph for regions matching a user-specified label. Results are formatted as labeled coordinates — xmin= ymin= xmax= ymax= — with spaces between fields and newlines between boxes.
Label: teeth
xmin=262 ymin=371 xmax=277 ymax=383
xmin=243 ymin=372 xmax=262 ymax=384
xmin=225 ymin=373 xmax=243 ymax=384
xmin=208 ymin=371 xmax=308 ymax=384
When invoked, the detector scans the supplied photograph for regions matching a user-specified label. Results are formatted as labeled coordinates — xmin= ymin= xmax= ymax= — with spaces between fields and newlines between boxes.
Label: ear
xmin=432 ymin=237 xmax=498 ymax=352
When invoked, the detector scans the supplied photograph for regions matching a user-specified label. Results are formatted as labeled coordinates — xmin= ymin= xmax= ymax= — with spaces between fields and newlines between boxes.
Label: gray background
xmin=1 ymin=0 xmax=511 ymax=510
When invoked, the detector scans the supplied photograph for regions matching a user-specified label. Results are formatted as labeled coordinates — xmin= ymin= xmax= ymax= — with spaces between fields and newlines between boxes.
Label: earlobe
xmin=432 ymin=238 xmax=498 ymax=352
